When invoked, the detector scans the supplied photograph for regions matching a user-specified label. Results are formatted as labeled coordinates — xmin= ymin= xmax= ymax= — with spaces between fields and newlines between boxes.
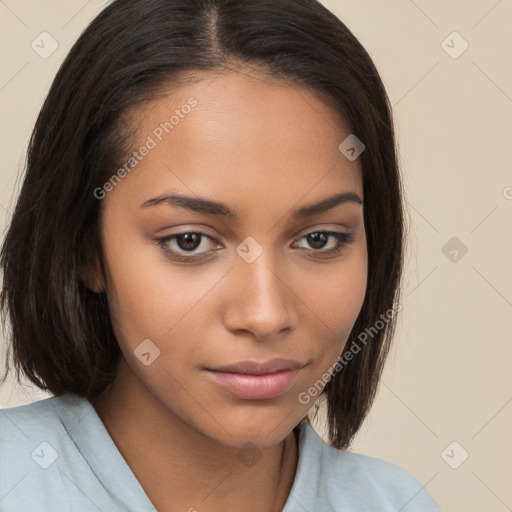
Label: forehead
xmin=106 ymin=67 xmax=363 ymax=222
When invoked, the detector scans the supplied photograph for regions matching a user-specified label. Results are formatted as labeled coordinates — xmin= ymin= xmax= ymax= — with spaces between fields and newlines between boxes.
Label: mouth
xmin=205 ymin=358 xmax=306 ymax=400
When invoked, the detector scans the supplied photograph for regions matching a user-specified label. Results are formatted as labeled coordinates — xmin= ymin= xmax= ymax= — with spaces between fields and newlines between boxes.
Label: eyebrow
xmin=140 ymin=191 xmax=363 ymax=218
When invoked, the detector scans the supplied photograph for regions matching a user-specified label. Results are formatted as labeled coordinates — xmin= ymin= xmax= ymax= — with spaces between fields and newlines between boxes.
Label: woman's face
xmin=96 ymin=68 xmax=367 ymax=448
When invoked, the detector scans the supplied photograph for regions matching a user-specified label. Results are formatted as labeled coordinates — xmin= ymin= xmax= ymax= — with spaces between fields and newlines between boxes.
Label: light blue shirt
xmin=0 ymin=393 xmax=441 ymax=511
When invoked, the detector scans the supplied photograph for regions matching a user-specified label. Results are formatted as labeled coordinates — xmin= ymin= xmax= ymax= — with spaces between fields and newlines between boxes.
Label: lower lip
xmin=206 ymin=369 xmax=301 ymax=400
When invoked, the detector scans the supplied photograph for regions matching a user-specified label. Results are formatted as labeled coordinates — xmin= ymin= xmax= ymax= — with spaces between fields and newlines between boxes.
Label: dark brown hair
xmin=0 ymin=0 xmax=404 ymax=449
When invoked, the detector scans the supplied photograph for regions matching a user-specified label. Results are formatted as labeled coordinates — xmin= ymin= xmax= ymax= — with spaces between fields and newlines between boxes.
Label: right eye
xmin=155 ymin=231 xmax=221 ymax=261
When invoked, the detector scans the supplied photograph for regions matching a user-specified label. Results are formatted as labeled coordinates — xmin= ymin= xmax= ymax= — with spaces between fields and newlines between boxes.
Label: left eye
xmin=156 ymin=230 xmax=353 ymax=260
xmin=295 ymin=230 xmax=353 ymax=252
xmin=158 ymin=232 xmax=218 ymax=256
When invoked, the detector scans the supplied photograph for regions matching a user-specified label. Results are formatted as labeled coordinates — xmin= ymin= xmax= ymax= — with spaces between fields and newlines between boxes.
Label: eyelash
xmin=154 ymin=229 xmax=354 ymax=262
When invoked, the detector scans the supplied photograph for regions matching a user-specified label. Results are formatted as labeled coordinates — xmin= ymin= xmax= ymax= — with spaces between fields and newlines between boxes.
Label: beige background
xmin=1 ymin=1 xmax=511 ymax=511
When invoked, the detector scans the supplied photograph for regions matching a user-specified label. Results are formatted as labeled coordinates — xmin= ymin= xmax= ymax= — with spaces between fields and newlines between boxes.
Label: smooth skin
xmin=89 ymin=66 xmax=368 ymax=512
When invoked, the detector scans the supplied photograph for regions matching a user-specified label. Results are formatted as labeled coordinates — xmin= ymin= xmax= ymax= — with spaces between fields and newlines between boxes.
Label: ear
xmin=80 ymin=253 xmax=106 ymax=294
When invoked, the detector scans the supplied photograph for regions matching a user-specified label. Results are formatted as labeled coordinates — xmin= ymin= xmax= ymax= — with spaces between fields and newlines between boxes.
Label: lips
xmin=205 ymin=358 xmax=306 ymax=400
xmin=208 ymin=358 xmax=305 ymax=375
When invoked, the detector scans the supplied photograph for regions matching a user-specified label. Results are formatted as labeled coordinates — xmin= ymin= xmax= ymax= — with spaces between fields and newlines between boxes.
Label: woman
xmin=0 ymin=0 xmax=441 ymax=510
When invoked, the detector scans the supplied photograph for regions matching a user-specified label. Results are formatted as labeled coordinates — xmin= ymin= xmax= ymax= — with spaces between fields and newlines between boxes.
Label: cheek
xmin=296 ymin=244 xmax=368 ymax=374
xmin=100 ymin=222 xmax=224 ymax=358
xmin=300 ymin=247 xmax=367 ymax=335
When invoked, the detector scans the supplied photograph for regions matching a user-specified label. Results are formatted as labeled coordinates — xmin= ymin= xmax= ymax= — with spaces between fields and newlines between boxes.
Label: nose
xmin=222 ymin=250 xmax=299 ymax=341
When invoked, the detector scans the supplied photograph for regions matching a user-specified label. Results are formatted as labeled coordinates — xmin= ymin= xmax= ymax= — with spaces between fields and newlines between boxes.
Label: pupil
xmin=178 ymin=233 xmax=201 ymax=251
xmin=308 ymin=233 xmax=327 ymax=249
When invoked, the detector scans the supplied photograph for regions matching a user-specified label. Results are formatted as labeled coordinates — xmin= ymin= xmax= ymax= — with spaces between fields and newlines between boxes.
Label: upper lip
xmin=208 ymin=358 xmax=306 ymax=375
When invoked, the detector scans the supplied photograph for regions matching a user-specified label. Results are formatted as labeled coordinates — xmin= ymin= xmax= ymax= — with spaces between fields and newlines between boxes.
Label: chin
xmin=202 ymin=408 xmax=298 ymax=449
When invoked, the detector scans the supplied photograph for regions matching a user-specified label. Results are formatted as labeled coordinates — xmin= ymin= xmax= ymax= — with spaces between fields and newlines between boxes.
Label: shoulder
xmin=290 ymin=421 xmax=442 ymax=511
xmin=1 ymin=393 xmax=70 ymax=445
xmin=0 ymin=393 xmax=85 ymax=445
xmin=0 ymin=394 xmax=83 ymax=489
xmin=0 ymin=393 xmax=122 ymax=512
xmin=326 ymin=448 xmax=440 ymax=510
